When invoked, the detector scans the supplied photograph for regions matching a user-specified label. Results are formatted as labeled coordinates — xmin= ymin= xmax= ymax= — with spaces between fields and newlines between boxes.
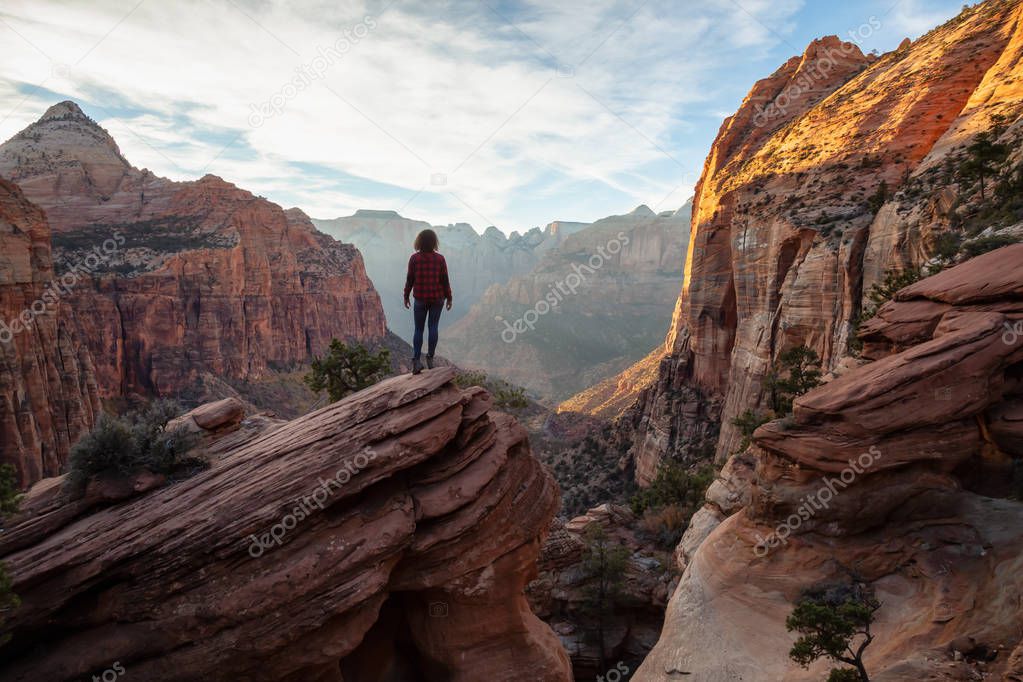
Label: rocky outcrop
xmin=445 ymin=204 xmax=691 ymax=402
xmin=612 ymin=0 xmax=1023 ymax=483
xmin=0 ymin=178 xmax=99 ymax=486
xmin=0 ymin=102 xmax=388 ymax=407
xmin=528 ymin=504 xmax=673 ymax=681
xmin=635 ymin=244 xmax=1023 ymax=680
xmin=0 ymin=368 xmax=571 ymax=681
xmin=313 ymin=210 xmax=589 ymax=339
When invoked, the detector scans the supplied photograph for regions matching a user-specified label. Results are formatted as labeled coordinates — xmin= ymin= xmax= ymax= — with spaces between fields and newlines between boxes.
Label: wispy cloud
xmin=0 ymin=0 xmax=951 ymax=230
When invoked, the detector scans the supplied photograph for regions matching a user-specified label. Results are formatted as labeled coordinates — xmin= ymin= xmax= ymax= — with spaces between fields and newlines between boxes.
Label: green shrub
xmin=962 ymin=234 xmax=1020 ymax=259
xmin=865 ymin=181 xmax=888 ymax=214
xmin=765 ymin=346 xmax=823 ymax=415
xmin=731 ymin=409 xmax=771 ymax=451
xmin=0 ymin=464 xmax=21 ymax=643
xmin=0 ymin=464 xmax=22 ymax=518
xmin=304 ymin=339 xmax=391 ymax=403
xmin=454 ymin=370 xmax=529 ymax=409
xmin=861 ymin=267 xmax=925 ymax=320
xmin=66 ymin=401 xmax=200 ymax=495
xmin=932 ymin=232 xmax=962 ymax=262
xmin=631 ymin=462 xmax=714 ymax=516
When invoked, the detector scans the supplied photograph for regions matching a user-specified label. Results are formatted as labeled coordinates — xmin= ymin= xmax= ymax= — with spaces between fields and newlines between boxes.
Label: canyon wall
xmin=613 ymin=0 xmax=1023 ymax=483
xmin=0 ymin=101 xmax=388 ymax=416
xmin=0 ymin=178 xmax=99 ymax=486
xmin=636 ymin=243 xmax=1023 ymax=680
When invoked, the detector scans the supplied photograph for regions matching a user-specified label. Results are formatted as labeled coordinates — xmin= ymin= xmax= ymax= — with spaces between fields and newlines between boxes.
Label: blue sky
xmin=0 ymin=0 xmax=968 ymax=233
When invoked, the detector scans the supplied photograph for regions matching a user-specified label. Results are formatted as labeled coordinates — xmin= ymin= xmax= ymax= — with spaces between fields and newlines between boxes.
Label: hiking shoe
xmin=412 ymin=357 xmax=423 ymax=375
xmin=426 ymin=355 xmax=435 ymax=370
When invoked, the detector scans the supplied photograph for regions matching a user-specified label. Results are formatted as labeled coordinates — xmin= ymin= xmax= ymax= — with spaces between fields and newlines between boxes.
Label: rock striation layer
xmin=0 ymin=368 xmax=571 ymax=682
xmin=0 ymin=178 xmax=99 ymax=486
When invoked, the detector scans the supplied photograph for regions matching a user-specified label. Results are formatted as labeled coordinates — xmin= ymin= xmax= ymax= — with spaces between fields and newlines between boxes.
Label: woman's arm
xmin=403 ymin=254 xmax=416 ymax=308
xmin=440 ymin=255 xmax=452 ymax=308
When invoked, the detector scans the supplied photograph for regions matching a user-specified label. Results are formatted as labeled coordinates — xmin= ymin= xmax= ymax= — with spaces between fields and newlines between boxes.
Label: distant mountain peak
xmin=630 ymin=205 xmax=655 ymax=217
xmin=40 ymin=100 xmax=90 ymax=122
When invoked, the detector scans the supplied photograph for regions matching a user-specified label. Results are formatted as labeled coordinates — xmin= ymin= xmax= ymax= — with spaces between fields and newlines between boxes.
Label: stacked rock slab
xmin=635 ymin=244 xmax=1023 ymax=680
xmin=0 ymin=368 xmax=571 ymax=682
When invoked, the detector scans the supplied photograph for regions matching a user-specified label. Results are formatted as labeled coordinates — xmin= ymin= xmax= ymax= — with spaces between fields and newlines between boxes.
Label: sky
xmin=0 ymin=0 xmax=968 ymax=234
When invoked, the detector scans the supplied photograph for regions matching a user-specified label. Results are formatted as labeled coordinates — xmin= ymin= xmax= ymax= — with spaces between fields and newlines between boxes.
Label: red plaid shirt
xmin=404 ymin=251 xmax=452 ymax=303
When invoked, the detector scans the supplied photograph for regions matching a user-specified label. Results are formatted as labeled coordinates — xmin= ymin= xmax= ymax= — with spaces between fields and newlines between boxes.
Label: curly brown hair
xmin=414 ymin=229 xmax=439 ymax=252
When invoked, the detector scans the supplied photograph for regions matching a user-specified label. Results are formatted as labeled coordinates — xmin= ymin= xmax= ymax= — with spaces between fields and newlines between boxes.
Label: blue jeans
xmin=412 ymin=300 xmax=444 ymax=360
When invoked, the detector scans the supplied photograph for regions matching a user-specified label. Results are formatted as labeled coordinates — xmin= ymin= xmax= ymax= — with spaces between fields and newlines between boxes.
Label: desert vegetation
xmin=65 ymin=401 xmax=203 ymax=496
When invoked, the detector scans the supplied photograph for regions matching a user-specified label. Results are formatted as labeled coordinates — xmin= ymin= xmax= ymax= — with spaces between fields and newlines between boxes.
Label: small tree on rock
xmin=959 ymin=132 xmax=1010 ymax=201
xmin=787 ymin=583 xmax=880 ymax=682
xmin=580 ymin=524 xmax=630 ymax=673
xmin=765 ymin=346 xmax=823 ymax=415
xmin=305 ymin=340 xmax=391 ymax=402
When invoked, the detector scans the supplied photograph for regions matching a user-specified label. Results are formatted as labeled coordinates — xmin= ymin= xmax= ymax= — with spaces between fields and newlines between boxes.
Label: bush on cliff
xmin=962 ymin=233 xmax=1021 ymax=259
xmin=631 ymin=463 xmax=714 ymax=549
xmin=65 ymin=401 xmax=201 ymax=495
xmin=765 ymin=346 xmax=823 ymax=415
xmin=453 ymin=370 xmax=529 ymax=410
xmin=305 ymin=339 xmax=391 ymax=403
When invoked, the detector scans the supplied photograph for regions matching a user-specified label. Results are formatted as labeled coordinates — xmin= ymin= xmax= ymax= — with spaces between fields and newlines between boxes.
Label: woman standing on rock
xmin=404 ymin=229 xmax=453 ymax=374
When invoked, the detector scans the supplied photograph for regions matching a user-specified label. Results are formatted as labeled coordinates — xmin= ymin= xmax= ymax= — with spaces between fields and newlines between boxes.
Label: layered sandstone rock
xmin=445 ymin=204 xmax=691 ymax=402
xmin=0 ymin=368 xmax=571 ymax=682
xmin=313 ymin=210 xmax=589 ymax=339
xmin=635 ymin=245 xmax=1023 ymax=680
xmin=613 ymin=0 xmax=1023 ymax=483
xmin=0 ymin=102 xmax=387 ymax=405
xmin=0 ymin=178 xmax=99 ymax=486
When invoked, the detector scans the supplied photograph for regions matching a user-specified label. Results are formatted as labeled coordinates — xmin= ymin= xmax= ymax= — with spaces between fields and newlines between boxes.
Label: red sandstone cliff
xmin=0 ymin=102 xmax=387 ymax=405
xmin=0 ymin=368 xmax=572 ymax=681
xmin=601 ymin=1 xmax=1023 ymax=484
xmin=0 ymin=178 xmax=99 ymax=486
xmin=635 ymin=244 xmax=1023 ymax=680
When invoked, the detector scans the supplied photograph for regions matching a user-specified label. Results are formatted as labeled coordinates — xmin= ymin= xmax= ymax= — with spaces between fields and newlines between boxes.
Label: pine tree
xmin=580 ymin=525 xmax=630 ymax=672
xmin=787 ymin=584 xmax=880 ymax=682
xmin=959 ymin=132 xmax=1010 ymax=201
